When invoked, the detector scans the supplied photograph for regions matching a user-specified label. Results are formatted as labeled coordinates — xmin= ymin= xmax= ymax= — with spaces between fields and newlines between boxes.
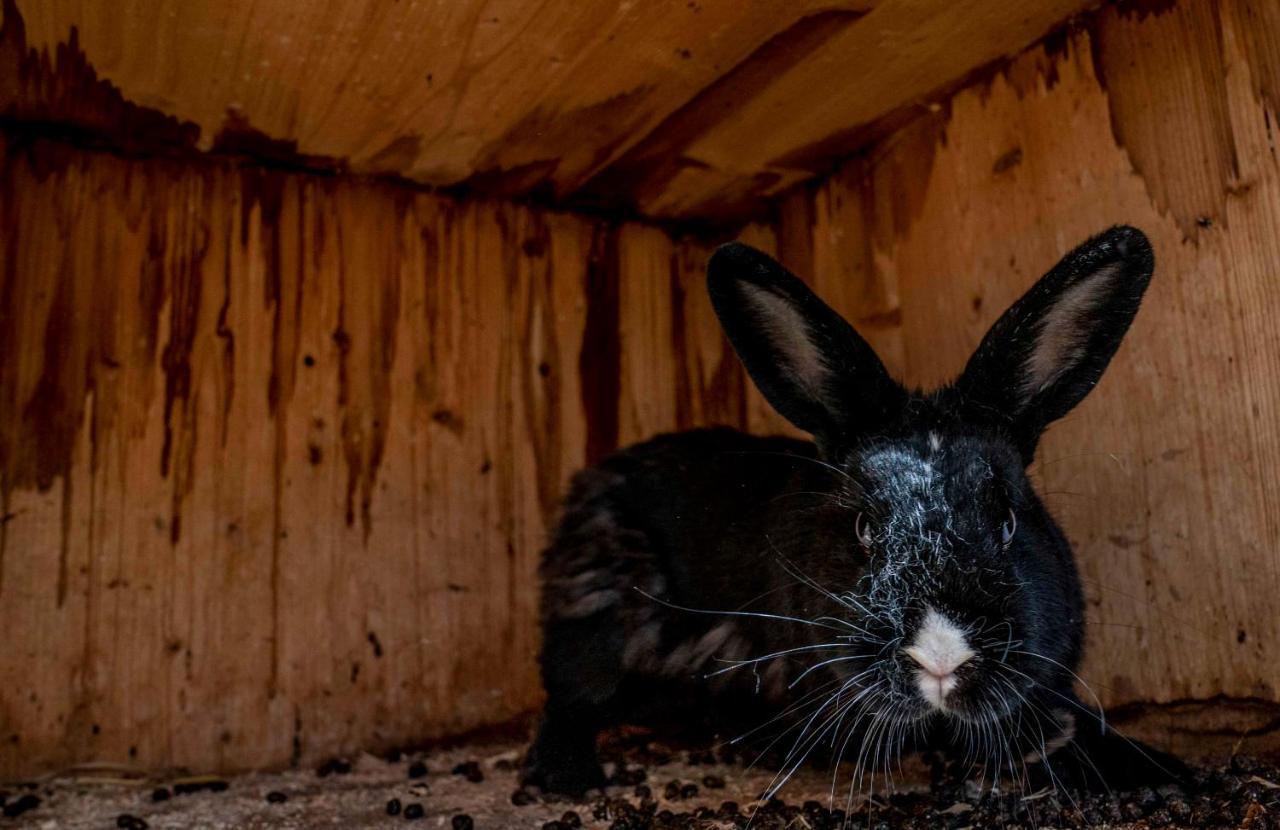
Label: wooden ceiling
xmin=7 ymin=0 xmax=1099 ymax=223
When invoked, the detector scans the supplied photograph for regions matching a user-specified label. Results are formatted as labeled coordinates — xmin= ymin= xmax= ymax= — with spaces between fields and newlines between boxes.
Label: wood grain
xmin=601 ymin=0 xmax=1104 ymax=220
xmin=778 ymin=0 xmax=1280 ymax=707
xmin=0 ymin=127 xmax=803 ymax=777
xmin=0 ymin=136 xmax=738 ymax=778
xmin=2 ymin=0 xmax=1096 ymax=221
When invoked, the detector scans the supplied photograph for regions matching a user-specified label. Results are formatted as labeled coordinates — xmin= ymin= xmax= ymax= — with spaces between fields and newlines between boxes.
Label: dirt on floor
xmin=3 ymin=717 xmax=1279 ymax=829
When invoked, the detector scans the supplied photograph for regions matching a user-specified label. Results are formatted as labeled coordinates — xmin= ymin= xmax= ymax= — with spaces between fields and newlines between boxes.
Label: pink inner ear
xmin=1022 ymin=263 xmax=1120 ymax=399
xmin=740 ymin=284 xmax=828 ymax=398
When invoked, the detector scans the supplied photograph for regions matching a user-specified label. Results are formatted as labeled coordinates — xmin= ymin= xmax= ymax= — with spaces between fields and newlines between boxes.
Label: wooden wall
xmin=0 ymin=136 xmax=788 ymax=778
xmin=4 ymin=0 xmax=1280 ymax=782
xmin=772 ymin=0 xmax=1280 ymax=708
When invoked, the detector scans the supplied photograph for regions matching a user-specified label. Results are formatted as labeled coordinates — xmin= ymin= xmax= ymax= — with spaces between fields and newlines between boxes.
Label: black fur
xmin=524 ymin=226 xmax=1187 ymax=797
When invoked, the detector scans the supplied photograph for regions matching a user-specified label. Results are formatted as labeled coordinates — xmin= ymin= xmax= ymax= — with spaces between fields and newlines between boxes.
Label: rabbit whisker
xmin=633 ymin=588 xmax=855 ymax=633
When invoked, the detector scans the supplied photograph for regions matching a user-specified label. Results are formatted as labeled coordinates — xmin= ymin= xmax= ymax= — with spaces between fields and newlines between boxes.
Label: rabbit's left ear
xmin=707 ymin=242 xmax=904 ymax=452
xmin=955 ymin=226 xmax=1154 ymax=462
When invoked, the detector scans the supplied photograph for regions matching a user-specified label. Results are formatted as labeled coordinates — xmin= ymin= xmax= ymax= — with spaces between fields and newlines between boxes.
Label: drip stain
xmin=333 ymin=190 xmax=400 ymax=543
xmin=668 ymin=252 xmax=693 ymax=432
xmin=158 ymin=178 xmax=212 ymax=545
xmin=215 ymin=232 xmax=236 ymax=448
xmin=238 ymin=165 xmax=293 ymax=696
xmin=578 ymin=223 xmax=621 ymax=465
xmin=515 ymin=211 xmax=564 ymax=522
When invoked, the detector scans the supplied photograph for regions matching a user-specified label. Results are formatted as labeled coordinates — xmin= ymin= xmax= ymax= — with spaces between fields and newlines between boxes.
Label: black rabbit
xmin=523 ymin=226 xmax=1188 ymax=798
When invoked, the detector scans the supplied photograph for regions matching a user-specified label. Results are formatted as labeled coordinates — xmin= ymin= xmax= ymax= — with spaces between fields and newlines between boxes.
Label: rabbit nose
xmin=903 ymin=608 xmax=975 ymax=708
xmin=903 ymin=647 xmax=971 ymax=678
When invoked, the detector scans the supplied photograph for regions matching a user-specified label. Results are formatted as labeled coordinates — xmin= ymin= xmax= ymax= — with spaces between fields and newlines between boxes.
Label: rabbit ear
xmin=955 ymin=226 xmax=1154 ymax=461
xmin=707 ymin=242 xmax=903 ymax=449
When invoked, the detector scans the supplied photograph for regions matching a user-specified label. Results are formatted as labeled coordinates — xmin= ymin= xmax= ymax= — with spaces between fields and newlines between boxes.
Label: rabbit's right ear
xmin=707 ymin=242 xmax=903 ymax=450
xmin=954 ymin=226 xmax=1155 ymax=462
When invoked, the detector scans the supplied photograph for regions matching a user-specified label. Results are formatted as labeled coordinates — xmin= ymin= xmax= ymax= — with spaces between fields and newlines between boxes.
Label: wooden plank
xmin=618 ymin=224 xmax=680 ymax=446
xmin=0 ymin=138 xmax=617 ymax=777
xmin=784 ymin=0 xmax=1280 ymax=706
xmin=6 ymin=0 xmax=872 ymax=194
xmin=580 ymin=0 xmax=1102 ymax=219
xmin=2 ymin=0 xmax=1098 ymax=222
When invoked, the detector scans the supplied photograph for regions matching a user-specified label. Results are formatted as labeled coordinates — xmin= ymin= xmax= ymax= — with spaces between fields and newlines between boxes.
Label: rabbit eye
xmin=1001 ymin=508 xmax=1017 ymax=546
xmin=856 ymin=512 xmax=875 ymax=549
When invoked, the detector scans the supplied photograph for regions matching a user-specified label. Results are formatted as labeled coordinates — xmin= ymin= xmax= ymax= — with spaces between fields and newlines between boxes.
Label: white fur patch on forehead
xmin=1024 ymin=263 xmax=1120 ymax=397
xmin=862 ymin=446 xmax=935 ymax=491
xmin=739 ymin=284 xmax=827 ymax=399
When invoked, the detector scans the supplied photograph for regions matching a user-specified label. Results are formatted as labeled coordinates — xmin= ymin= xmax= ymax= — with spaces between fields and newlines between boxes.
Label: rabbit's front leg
xmin=522 ymin=615 xmax=622 ymax=795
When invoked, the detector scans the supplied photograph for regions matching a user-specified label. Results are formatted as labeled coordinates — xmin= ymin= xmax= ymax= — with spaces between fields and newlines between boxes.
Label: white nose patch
xmin=903 ymin=608 xmax=975 ymax=710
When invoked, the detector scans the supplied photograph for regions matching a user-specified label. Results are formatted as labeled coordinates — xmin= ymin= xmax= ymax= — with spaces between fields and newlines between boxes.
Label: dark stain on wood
xmin=450 ymin=159 xmax=561 ymax=204
xmin=158 ymin=183 xmax=212 ymax=545
xmin=668 ymin=252 xmax=694 ymax=432
xmin=430 ymin=409 xmax=464 ymax=434
xmin=334 ymin=192 xmax=401 ymax=543
xmin=992 ymin=147 xmax=1023 ymax=174
xmin=0 ymin=142 xmax=93 ymax=600
xmin=237 ymin=165 xmax=292 ymax=697
xmin=334 ymin=263 xmax=358 ymax=533
xmin=773 ymin=187 xmax=817 ymax=282
xmin=215 ymin=230 xmax=236 ymax=448
xmin=579 ymin=223 xmax=621 ymax=465
xmin=212 ymin=111 xmax=345 ymax=175
xmin=366 ymin=205 xmax=401 ymax=540
xmin=1111 ymin=0 xmax=1181 ymax=21
xmin=0 ymin=0 xmax=199 ymax=154
xmin=36 ymin=243 xmax=77 ymax=608
xmin=669 ymin=245 xmax=746 ymax=432
xmin=703 ymin=329 xmax=747 ymax=432
xmin=516 ymin=212 xmax=566 ymax=522
xmin=415 ymin=211 xmax=443 ymax=408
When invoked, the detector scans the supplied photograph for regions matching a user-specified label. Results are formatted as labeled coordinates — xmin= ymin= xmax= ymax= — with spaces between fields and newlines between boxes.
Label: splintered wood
xmin=771 ymin=0 xmax=1280 ymax=710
